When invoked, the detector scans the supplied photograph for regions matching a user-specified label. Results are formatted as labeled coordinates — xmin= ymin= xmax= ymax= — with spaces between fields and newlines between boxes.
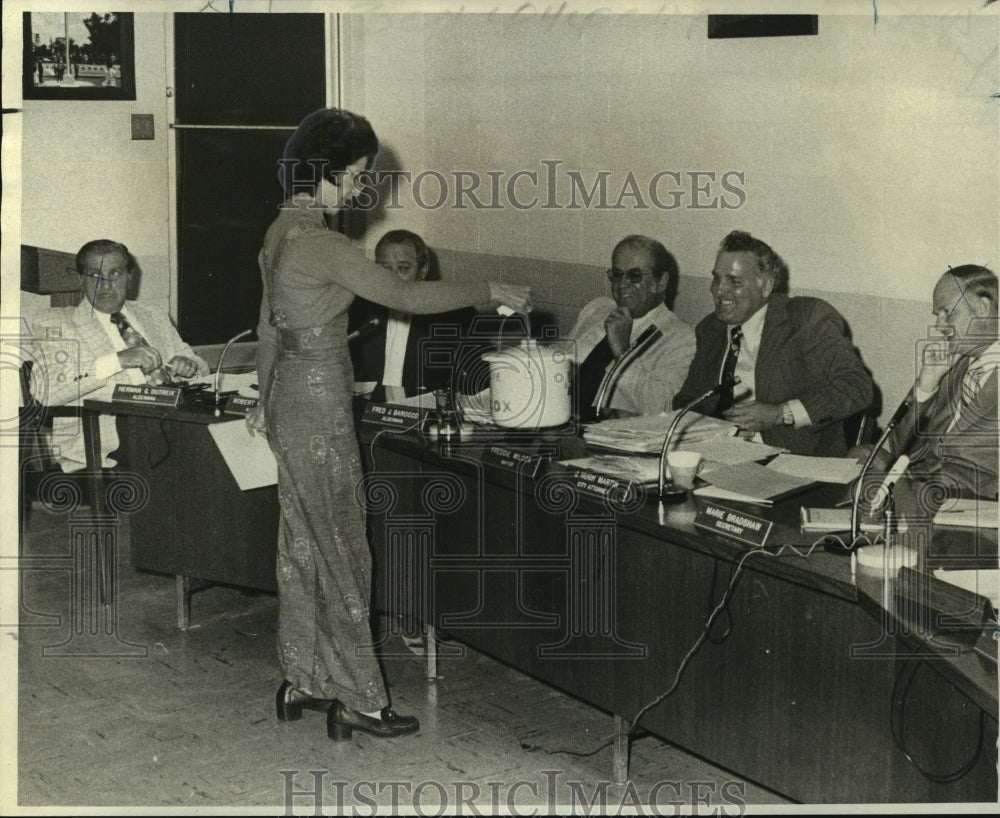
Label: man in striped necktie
xmin=852 ymin=264 xmax=998 ymax=506
xmin=25 ymin=239 xmax=209 ymax=471
xmin=566 ymin=235 xmax=696 ymax=420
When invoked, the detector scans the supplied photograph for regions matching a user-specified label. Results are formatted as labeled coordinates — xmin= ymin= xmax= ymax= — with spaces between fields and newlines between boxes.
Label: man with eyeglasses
xmin=24 ymin=239 xmax=208 ymax=472
xmin=566 ymin=234 xmax=696 ymax=420
xmin=674 ymin=230 xmax=872 ymax=456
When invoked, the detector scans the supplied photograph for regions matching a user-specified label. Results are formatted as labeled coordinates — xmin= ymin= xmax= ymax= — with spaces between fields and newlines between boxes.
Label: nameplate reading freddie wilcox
xmin=360 ymin=402 xmax=424 ymax=431
xmin=111 ymin=383 xmax=181 ymax=408
xmin=223 ymin=395 xmax=259 ymax=417
xmin=694 ymin=502 xmax=773 ymax=548
xmin=481 ymin=445 xmax=547 ymax=478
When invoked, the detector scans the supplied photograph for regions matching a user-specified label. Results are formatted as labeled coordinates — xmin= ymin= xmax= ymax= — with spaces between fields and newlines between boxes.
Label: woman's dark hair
xmin=279 ymin=107 xmax=379 ymax=198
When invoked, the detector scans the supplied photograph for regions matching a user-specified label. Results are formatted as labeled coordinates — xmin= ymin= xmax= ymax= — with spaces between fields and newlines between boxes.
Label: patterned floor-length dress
xmin=260 ymin=209 xmax=388 ymax=714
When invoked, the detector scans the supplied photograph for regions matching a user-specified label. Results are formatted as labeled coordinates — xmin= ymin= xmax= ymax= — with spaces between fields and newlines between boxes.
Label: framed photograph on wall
xmin=22 ymin=11 xmax=135 ymax=101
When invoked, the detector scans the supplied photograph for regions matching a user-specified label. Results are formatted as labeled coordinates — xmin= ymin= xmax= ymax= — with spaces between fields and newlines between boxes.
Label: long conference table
xmin=82 ymin=394 xmax=998 ymax=805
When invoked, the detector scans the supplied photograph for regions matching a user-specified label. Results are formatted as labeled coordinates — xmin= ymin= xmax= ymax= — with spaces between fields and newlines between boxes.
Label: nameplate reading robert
xmin=361 ymin=402 xmax=424 ymax=430
xmin=223 ymin=395 xmax=259 ymax=417
xmin=694 ymin=502 xmax=773 ymax=548
xmin=481 ymin=445 xmax=546 ymax=478
xmin=111 ymin=383 xmax=181 ymax=408
xmin=570 ymin=469 xmax=640 ymax=504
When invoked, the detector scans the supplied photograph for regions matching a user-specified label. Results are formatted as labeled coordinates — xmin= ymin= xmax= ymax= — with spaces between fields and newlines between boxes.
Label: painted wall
xmin=342 ymin=11 xmax=999 ymax=415
xmin=18 ymin=12 xmax=172 ymax=313
xmin=12 ymin=9 xmax=999 ymax=420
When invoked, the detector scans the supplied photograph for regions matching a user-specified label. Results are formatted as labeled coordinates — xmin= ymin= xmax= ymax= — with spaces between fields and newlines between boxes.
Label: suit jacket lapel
xmin=754 ymin=295 xmax=789 ymax=400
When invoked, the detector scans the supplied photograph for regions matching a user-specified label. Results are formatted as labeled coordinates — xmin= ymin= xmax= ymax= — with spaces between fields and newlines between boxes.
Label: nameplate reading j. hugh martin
xmin=569 ymin=469 xmax=640 ymax=504
xmin=360 ymin=402 xmax=424 ymax=430
xmin=694 ymin=502 xmax=773 ymax=548
xmin=223 ymin=395 xmax=259 ymax=417
xmin=111 ymin=383 xmax=181 ymax=408
xmin=481 ymin=445 xmax=547 ymax=478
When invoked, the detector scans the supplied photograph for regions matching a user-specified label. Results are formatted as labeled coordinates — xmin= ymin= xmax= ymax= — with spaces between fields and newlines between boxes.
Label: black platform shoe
xmin=276 ymin=680 xmax=333 ymax=721
xmin=326 ymin=700 xmax=420 ymax=741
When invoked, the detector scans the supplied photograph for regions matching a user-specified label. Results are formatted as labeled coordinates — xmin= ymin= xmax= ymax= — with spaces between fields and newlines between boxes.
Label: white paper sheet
xmin=933 ymin=569 xmax=1000 ymax=609
xmin=207 ymin=419 xmax=277 ymax=490
xmin=932 ymin=498 xmax=999 ymax=529
xmin=767 ymin=454 xmax=862 ymax=484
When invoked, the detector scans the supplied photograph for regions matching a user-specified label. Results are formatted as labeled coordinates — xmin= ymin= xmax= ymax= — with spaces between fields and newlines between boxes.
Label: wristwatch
xmin=781 ymin=403 xmax=795 ymax=427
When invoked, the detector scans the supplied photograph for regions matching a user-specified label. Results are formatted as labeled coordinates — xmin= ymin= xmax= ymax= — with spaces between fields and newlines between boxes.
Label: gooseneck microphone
xmin=849 ymin=393 xmax=914 ymax=542
xmin=593 ymin=325 xmax=662 ymax=418
xmin=658 ymin=376 xmax=740 ymax=499
xmin=213 ymin=328 xmax=254 ymax=407
xmin=347 ymin=317 xmax=381 ymax=342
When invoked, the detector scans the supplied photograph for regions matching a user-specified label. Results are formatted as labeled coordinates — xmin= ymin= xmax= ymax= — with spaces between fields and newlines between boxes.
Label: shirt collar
xmin=730 ymin=302 xmax=768 ymax=351
xmin=631 ymin=302 xmax=667 ymax=340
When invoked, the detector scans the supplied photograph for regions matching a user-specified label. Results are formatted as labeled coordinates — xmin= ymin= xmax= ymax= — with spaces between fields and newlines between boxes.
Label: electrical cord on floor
xmin=626 ymin=545 xmax=758 ymax=738
xmin=490 ymin=535 xmax=835 ymax=759
xmin=890 ymin=637 xmax=986 ymax=784
xmin=627 ymin=537 xmax=834 ymax=738
xmin=148 ymin=407 xmax=181 ymax=470
xmin=706 ymin=558 xmax=735 ymax=643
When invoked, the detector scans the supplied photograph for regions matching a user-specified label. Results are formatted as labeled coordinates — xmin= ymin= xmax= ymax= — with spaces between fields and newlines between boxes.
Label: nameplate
xmin=481 ymin=445 xmax=547 ymax=478
xmin=361 ymin=402 xmax=424 ymax=431
xmin=569 ymin=469 xmax=640 ymax=504
xmin=694 ymin=502 xmax=773 ymax=548
xmin=111 ymin=383 xmax=181 ymax=408
xmin=223 ymin=395 xmax=259 ymax=417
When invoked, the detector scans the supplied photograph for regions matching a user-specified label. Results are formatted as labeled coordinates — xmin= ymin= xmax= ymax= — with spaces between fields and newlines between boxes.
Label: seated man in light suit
xmin=851 ymin=265 xmax=998 ymax=504
xmin=26 ymin=239 xmax=209 ymax=471
xmin=566 ymin=235 xmax=696 ymax=420
xmin=674 ymin=230 xmax=873 ymax=456
xmin=348 ymin=230 xmax=478 ymax=402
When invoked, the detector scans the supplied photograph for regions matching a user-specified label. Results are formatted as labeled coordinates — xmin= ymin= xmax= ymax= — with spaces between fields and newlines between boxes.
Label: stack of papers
xmin=558 ymin=454 xmax=661 ymax=485
xmin=932 ymin=569 xmax=1000 ymax=609
xmin=767 ymin=454 xmax=862 ymax=484
xmin=583 ymin=411 xmax=736 ymax=454
xmin=932 ymin=499 xmax=999 ymax=529
xmin=695 ymin=461 xmax=815 ymax=506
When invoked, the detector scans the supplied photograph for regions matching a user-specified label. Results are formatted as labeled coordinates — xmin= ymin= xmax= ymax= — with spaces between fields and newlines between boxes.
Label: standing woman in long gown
xmin=249 ymin=107 xmax=531 ymax=741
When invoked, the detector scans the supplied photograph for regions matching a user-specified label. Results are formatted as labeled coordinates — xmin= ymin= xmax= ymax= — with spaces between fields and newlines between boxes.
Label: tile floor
xmin=15 ymin=506 xmax=791 ymax=812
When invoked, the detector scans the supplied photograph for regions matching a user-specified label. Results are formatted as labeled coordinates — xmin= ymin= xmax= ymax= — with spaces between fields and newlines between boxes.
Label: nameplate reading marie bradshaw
xmin=481 ymin=445 xmax=548 ymax=478
xmin=360 ymin=402 xmax=424 ymax=431
xmin=223 ymin=395 xmax=259 ymax=417
xmin=569 ymin=469 xmax=640 ymax=504
xmin=111 ymin=383 xmax=181 ymax=408
xmin=694 ymin=502 xmax=773 ymax=548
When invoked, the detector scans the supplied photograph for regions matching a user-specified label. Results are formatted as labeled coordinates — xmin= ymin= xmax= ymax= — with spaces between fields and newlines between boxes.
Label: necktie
xmin=110 ymin=311 xmax=147 ymax=348
xmin=576 ymin=335 xmax=616 ymax=421
xmin=110 ymin=312 xmax=170 ymax=385
xmin=717 ymin=325 xmax=743 ymax=414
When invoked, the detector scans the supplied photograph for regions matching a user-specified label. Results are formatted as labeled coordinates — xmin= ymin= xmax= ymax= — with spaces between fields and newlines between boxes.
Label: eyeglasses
xmin=606 ymin=268 xmax=656 ymax=286
xmin=81 ymin=267 xmax=128 ymax=282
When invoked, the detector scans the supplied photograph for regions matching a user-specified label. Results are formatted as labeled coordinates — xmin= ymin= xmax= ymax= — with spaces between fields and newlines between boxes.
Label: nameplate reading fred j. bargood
xmin=223 ymin=395 xmax=259 ymax=417
xmin=481 ymin=445 xmax=546 ymax=478
xmin=111 ymin=383 xmax=181 ymax=408
xmin=570 ymin=470 xmax=639 ymax=504
xmin=361 ymin=402 xmax=423 ymax=430
xmin=694 ymin=502 xmax=773 ymax=548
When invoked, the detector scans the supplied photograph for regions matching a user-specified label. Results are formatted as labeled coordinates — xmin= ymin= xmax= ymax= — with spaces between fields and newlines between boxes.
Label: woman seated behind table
xmin=249 ymin=106 xmax=531 ymax=742
xmin=348 ymin=229 xmax=479 ymax=403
